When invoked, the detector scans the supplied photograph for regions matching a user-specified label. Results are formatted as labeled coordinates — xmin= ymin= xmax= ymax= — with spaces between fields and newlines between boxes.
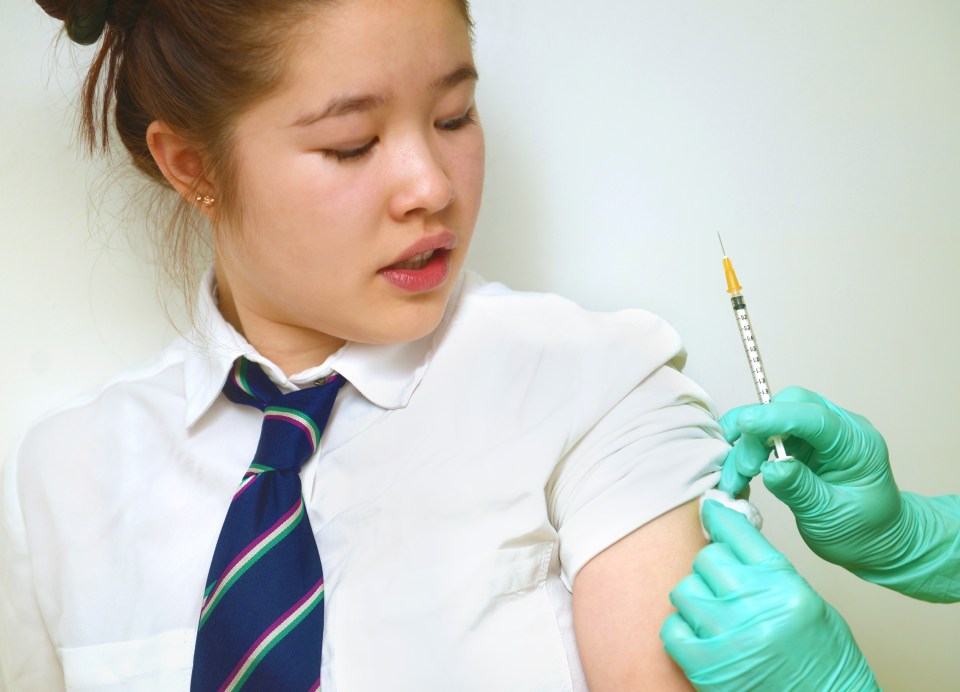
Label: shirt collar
xmin=182 ymin=267 xmax=461 ymax=428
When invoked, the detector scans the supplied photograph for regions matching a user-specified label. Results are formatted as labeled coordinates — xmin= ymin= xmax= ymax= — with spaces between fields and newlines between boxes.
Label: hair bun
xmin=36 ymin=0 xmax=111 ymax=45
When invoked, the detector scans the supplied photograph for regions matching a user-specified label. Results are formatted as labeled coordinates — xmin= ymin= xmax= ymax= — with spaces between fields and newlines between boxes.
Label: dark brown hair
xmin=36 ymin=0 xmax=473 ymax=297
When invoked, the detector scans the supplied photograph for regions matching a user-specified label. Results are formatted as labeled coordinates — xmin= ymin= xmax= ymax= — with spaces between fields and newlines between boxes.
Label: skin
xmin=148 ymin=0 xmax=703 ymax=685
xmin=575 ymin=501 xmax=703 ymax=690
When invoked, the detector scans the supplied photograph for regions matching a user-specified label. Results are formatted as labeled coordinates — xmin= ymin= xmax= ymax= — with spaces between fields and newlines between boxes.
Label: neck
xmin=215 ymin=269 xmax=346 ymax=377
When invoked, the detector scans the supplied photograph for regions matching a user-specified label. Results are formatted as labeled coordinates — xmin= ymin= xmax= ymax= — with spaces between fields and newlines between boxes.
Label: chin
xmin=391 ymin=312 xmax=447 ymax=344
xmin=364 ymin=299 xmax=450 ymax=346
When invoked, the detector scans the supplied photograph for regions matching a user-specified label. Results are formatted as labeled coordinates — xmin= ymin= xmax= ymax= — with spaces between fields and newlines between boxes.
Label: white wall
xmin=3 ymin=1 xmax=958 ymax=689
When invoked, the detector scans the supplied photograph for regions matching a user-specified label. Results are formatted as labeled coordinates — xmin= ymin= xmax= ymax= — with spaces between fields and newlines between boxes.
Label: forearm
xmin=851 ymin=493 xmax=960 ymax=603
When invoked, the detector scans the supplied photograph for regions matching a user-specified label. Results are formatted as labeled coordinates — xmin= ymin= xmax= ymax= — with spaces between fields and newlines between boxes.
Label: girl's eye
xmin=436 ymin=108 xmax=478 ymax=131
xmin=322 ymin=137 xmax=379 ymax=162
xmin=319 ymin=110 xmax=476 ymax=161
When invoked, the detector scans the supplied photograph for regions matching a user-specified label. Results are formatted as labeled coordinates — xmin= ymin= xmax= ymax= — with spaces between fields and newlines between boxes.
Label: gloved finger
xmin=668 ymin=572 xmax=728 ymax=637
xmin=735 ymin=401 xmax=847 ymax=466
xmin=847 ymin=410 xmax=883 ymax=441
xmin=701 ymin=500 xmax=781 ymax=566
xmin=691 ymin=541 xmax=760 ymax=599
xmin=721 ymin=386 xmax=835 ymax=445
xmin=717 ymin=449 xmax=751 ymax=496
xmin=717 ymin=432 xmax=769 ymax=495
xmin=761 ymin=459 xmax=835 ymax=519
xmin=662 ymin=613 xmax=745 ymax=686
xmin=660 ymin=611 xmax=698 ymax=646
xmin=660 ymin=612 xmax=707 ymax=672
xmin=771 ymin=389 xmax=882 ymax=460
xmin=719 ymin=403 xmax=765 ymax=443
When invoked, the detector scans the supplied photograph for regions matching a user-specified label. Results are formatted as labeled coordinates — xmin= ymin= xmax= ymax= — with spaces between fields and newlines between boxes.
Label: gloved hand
xmin=719 ymin=386 xmax=960 ymax=603
xmin=661 ymin=501 xmax=878 ymax=692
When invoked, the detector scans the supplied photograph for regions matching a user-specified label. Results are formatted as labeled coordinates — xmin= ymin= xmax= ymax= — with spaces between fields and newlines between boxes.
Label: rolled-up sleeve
xmin=548 ymin=358 xmax=726 ymax=590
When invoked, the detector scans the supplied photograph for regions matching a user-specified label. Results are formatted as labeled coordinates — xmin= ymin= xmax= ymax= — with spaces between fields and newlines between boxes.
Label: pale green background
xmin=2 ymin=1 xmax=958 ymax=689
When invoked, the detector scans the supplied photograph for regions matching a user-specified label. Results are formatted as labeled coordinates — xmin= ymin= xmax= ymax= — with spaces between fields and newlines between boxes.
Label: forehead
xmin=283 ymin=0 xmax=474 ymax=94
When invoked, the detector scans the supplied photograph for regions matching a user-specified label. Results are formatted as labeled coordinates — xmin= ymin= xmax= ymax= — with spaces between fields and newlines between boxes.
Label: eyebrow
xmin=291 ymin=63 xmax=479 ymax=128
xmin=432 ymin=63 xmax=479 ymax=91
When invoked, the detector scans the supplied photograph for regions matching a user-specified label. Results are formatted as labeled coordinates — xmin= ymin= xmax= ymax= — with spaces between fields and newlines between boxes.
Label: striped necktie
xmin=191 ymin=357 xmax=344 ymax=692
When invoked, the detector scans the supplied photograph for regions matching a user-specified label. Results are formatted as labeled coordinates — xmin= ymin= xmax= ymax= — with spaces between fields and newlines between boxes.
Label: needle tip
xmin=717 ymin=233 xmax=727 ymax=257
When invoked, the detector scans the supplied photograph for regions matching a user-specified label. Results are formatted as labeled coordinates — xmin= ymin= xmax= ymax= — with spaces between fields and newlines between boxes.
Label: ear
xmin=146 ymin=120 xmax=216 ymax=212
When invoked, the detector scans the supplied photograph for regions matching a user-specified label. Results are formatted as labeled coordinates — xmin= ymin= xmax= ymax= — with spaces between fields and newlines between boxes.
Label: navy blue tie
xmin=191 ymin=357 xmax=344 ymax=691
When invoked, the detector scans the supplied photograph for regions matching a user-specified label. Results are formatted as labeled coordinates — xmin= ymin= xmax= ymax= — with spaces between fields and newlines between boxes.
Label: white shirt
xmin=0 ymin=271 xmax=724 ymax=691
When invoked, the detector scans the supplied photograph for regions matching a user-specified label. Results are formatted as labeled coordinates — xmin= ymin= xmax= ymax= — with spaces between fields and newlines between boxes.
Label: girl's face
xmin=215 ymin=0 xmax=484 ymax=369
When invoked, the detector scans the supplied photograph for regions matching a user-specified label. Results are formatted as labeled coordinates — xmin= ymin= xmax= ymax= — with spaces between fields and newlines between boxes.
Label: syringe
xmin=719 ymin=235 xmax=790 ymax=461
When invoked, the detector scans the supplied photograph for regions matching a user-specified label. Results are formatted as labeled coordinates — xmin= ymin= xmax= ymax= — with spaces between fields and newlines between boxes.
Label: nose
xmin=388 ymin=132 xmax=455 ymax=220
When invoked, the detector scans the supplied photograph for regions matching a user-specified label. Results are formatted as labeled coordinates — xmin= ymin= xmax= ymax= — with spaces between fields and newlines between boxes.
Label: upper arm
xmin=572 ymin=499 xmax=705 ymax=691
xmin=542 ymin=316 xmax=723 ymax=688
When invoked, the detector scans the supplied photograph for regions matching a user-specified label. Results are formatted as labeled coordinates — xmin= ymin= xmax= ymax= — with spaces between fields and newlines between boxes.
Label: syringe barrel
xmin=730 ymin=294 xmax=772 ymax=404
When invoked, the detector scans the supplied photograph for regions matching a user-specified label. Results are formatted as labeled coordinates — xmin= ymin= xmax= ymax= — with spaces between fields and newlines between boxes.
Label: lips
xmin=378 ymin=230 xmax=458 ymax=293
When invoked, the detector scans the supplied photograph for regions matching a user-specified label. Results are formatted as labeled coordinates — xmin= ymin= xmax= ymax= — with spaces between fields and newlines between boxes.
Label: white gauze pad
xmin=699 ymin=488 xmax=763 ymax=541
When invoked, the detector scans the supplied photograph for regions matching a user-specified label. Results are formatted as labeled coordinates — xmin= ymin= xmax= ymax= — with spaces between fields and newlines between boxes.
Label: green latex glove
xmin=661 ymin=501 xmax=878 ymax=692
xmin=719 ymin=386 xmax=960 ymax=603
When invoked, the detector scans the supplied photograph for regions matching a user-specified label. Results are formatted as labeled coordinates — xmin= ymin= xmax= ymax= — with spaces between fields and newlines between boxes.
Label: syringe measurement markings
xmin=731 ymin=296 xmax=773 ymax=404
xmin=737 ymin=318 xmax=771 ymax=400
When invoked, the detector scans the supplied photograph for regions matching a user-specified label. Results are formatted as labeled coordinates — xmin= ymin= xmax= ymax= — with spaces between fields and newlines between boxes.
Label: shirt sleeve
xmin=547 ymin=360 xmax=726 ymax=590
xmin=0 ymin=444 xmax=66 ymax=691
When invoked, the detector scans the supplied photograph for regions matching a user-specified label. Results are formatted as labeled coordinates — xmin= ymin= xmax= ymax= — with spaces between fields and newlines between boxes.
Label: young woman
xmin=2 ymin=0 xmax=726 ymax=689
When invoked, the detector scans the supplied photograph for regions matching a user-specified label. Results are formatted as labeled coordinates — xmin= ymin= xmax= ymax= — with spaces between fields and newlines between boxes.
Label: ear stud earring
xmin=195 ymin=194 xmax=216 ymax=207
